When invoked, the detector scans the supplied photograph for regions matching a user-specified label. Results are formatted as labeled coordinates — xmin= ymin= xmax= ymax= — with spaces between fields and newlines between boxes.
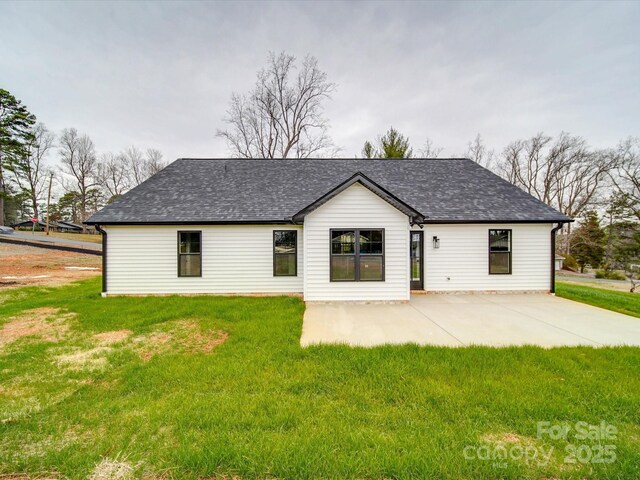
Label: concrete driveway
xmin=301 ymin=294 xmax=640 ymax=348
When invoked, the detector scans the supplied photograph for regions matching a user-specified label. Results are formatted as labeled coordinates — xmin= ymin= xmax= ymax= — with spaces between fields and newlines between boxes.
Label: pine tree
xmin=361 ymin=127 xmax=413 ymax=159
xmin=572 ymin=211 xmax=606 ymax=273
xmin=0 ymin=89 xmax=36 ymax=225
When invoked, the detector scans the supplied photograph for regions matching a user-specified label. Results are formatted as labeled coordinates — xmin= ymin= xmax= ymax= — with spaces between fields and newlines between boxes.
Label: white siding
xmin=104 ymin=225 xmax=303 ymax=295
xmin=304 ymin=184 xmax=410 ymax=301
xmin=103 ymin=202 xmax=551 ymax=297
xmin=413 ymin=223 xmax=553 ymax=292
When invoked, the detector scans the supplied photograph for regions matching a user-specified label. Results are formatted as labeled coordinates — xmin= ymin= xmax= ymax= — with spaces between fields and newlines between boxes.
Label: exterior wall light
xmin=432 ymin=236 xmax=440 ymax=249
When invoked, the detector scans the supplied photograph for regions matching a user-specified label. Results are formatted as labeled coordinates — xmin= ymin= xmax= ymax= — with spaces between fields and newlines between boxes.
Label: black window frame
xmin=273 ymin=230 xmax=298 ymax=277
xmin=488 ymin=229 xmax=512 ymax=275
xmin=177 ymin=230 xmax=202 ymax=278
xmin=330 ymin=228 xmax=385 ymax=282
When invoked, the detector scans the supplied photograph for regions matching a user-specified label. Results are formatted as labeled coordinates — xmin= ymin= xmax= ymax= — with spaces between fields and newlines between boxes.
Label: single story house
xmin=57 ymin=220 xmax=84 ymax=232
xmin=85 ymin=158 xmax=571 ymax=301
xmin=555 ymin=255 xmax=565 ymax=271
xmin=11 ymin=219 xmax=83 ymax=233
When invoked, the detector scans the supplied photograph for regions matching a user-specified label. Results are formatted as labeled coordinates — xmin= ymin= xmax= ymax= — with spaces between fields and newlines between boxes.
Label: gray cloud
xmin=1 ymin=0 xmax=638 ymax=163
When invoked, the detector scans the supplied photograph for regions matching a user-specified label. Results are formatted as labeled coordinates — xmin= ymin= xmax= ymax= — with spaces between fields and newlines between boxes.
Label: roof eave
xmin=83 ymin=219 xmax=297 ymax=226
xmin=423 ymin=218 xmax=573 ymax=224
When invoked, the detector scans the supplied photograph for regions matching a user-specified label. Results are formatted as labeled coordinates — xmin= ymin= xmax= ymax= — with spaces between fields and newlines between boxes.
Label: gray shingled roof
xmin=85 ymin=158 xmax=571 ymax=224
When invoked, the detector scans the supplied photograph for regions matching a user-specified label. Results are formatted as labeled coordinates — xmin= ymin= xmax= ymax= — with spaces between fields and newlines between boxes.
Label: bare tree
xmin=611 ymin=137 xmax=640 ymax=220
xmin=144 ymin=148 xmax=166 ymax=176
xmin=497 ymin=132 xmax=617 ymax=253
xmin=97 ymin=152 xmax=129 ymax=202
xmin=499 ymin=133 xmax=554 ymax=202
xmin=120 ymin=146 xmax=167 ymax=187
xmin=58 ymin=128 xmax=98 ymax=228
xmin=554 ymin=149 xmax=617 ymax=223
xmin=419 ymin=138 xmax=443 ymax=158
xmin=121 ymin=146 xmax=145 ymax=186
xmin=11 ymin=123 xmax=54 ymax=219
xmin=465 ymin=134 xmax=494 ymax=169
xmin=217 ymin=52 xmax=337 ymax=158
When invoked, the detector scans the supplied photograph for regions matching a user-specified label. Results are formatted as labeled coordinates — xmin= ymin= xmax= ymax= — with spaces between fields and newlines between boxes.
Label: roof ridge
xmin=174 ymin=157 xmax=472 ymax=161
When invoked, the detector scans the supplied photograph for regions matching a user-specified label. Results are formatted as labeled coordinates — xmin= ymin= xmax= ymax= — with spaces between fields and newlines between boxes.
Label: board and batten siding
xmin=104 ymin=225 xmax=303 ymax=295
xmin=303 ymin=183 xmax=410 ymax=301
xmin=413 ymin=223 xmax=553 ymax=292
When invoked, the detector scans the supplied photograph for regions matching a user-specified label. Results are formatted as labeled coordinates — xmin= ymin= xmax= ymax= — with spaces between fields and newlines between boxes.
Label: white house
xmin=85 ymin=158 xmax=571 ymax=301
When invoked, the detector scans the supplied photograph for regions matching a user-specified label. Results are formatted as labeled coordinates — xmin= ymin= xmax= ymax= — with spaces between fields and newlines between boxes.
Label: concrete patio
xmin=301 ymin=294 xmax=640 ymax=348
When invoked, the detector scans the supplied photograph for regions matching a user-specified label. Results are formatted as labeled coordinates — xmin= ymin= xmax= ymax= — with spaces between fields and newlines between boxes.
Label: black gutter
xmin=95 ymin=224 xmax=107 ymax=295
xmin=84 ymin=220 xmax=293 ymax=226
xmin=550 ymin=222 xmax=565 ymax=294
xmin=85 ymin=218 xmax=574 ymax=226
xmin=423 ymin=219 xmax=573 ymax=225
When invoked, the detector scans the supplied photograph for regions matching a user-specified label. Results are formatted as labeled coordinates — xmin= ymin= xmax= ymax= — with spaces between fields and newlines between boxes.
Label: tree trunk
xmin=0 ymin=169 xmax=5 ymax=226
xmin=565 ymin=222 xmax=572 ymax=255
xmin=31 ymin=193 xmax=38 ymax=220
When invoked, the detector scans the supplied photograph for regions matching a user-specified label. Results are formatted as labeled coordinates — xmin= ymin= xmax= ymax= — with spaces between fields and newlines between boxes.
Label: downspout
xmin=94 ymin=224 xmax=107 ymax=297
xmin=550 ymin=222 xmax=564 ymax=294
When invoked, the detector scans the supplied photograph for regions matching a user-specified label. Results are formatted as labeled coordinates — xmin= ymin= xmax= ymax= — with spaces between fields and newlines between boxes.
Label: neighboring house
xmin=11 ymin=219 xmax=47 ymax=230
xmin=57 ymin=221 xmax=84 ymax=233
xmin=85 ymin=159 xmax=572 ymax=301
xmin=555 ymin=255 xmax=565 ymax=271
xmin=11 ymin=219 xmax=83 ymax=233
xmin=12 ymin=219 xmax=60 ymax=231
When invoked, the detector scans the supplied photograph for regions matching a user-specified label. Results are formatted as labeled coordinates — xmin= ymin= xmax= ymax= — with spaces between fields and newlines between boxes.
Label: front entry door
xmin=410 ymin=231 xmax=424 ymax=290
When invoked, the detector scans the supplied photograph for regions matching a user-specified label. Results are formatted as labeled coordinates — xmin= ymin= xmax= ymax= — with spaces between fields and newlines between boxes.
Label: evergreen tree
xmin=0 ymin=89 xmax=36 ymax=224
xmin=604 ymin=193 xmax=640 ymax=291
xmin=572 ymin=211 xmax=606 ymax=273
xmin=361 ymin=127 xmax=413 ymax=159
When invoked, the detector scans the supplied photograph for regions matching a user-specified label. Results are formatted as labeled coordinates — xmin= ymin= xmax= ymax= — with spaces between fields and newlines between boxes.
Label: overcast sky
xmin=2 ymin=0 xmax=639 ymax=164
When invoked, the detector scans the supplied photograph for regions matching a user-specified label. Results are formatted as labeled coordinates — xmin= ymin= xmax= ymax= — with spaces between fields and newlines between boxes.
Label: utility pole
xmin=45 ymin=172 xmax=53 ymax=235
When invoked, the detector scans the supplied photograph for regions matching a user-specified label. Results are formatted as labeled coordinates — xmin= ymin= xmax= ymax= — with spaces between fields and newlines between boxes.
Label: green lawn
xmin=556 ymin=281 xmax=640 ymax=318
xmin=24 ymin=231 xmax=103 ymax=244
xmin=1 ymin=278 xmax=639 ymax=479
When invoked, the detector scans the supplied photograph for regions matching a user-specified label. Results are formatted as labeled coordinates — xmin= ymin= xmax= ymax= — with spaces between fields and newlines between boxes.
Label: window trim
xmin=329 ymin=228 xmax=385 ymax=282
xmin=273 ymin=230 xmax=298 ymax=277
xmin=177 ymin=230 xmax=202 ymax=278
xmin=488 ymin=229 xmax=512 ymax=275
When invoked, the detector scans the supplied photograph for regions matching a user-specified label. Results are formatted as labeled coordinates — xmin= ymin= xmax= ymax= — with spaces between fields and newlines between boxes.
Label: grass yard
xmin=27 ymin=231 xmax=103 ymax=244
xmin=556 ymin=282 xmax=640 ymax=318
xmin=1 ymin=278 xmax=639 ymax=479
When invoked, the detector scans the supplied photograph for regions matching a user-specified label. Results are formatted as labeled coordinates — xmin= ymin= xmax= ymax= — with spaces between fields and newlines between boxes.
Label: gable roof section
xmin=291 ymin=172 xmax=425 ymax=223
xmin=85 ymin=158 xmax=571 ymax=225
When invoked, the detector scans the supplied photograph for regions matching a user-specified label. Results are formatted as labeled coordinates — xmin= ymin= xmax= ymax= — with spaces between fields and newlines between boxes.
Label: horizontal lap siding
xmin=105 ymin=225 xmax=303 ymax=294
xmin=413 ymin=223 xmax=552 ymax=292
xmin=304 ymin=184 xmax=410 ymax=301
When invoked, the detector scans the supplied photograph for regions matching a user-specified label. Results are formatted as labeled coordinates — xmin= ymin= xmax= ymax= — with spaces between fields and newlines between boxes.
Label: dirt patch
xmin=133 ymin=320 xmax=228 ymax=362
xmin=182 ymin=322 xmax=229 ymax=353
xmin=93 ymin=330 xmax=132 ymax=345
xmin=88 ymin=457 xmax=139 ymax=480
xmin=51 ymin=321 xmax=227 ymax=367
xmin=55 ymin=347 xmax=112 ymax=371
xmin=0 ymin=308 xmax=75 ymax=349
xmin=0 ymin=242 xmax=101 ymax=290
xmin=482 ymin=432 xmax=525 ymax=444
xmin=481 ymin=432 xmax=539 ymax=447
xmin=134 ymin=332 xmax=171 ymax=362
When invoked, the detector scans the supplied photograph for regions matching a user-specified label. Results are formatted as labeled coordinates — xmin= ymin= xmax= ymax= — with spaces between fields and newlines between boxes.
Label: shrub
xmin=563 ymin=254 xmax=578 ymax=270
xmin=595 ymin=270 xmax=626 ymax=281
